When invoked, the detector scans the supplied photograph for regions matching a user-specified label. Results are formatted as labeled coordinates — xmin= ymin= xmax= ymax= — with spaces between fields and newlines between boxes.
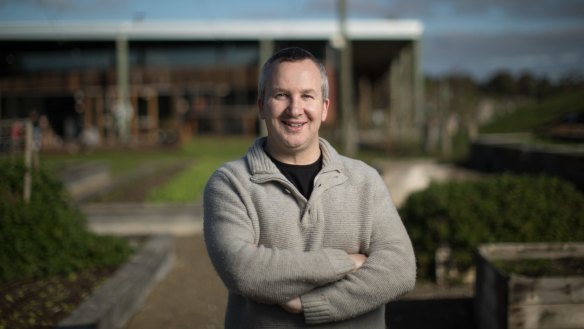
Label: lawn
xmin=41 ymin=135 xmax=397 ymax=204
xmin=481 ymin=91 xmax=584 ymax=134
xmin=40 ymin=136 xmax=254 ymax=203
xmin=146 ymin=137 xmax=253 ymax=203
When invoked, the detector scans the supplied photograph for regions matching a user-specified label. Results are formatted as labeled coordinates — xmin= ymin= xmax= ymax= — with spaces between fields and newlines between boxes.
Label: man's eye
xmin=275 ymin=93 xmax=287 ymax=99
xmin=302 ymin=94 xmax=314 ymax=99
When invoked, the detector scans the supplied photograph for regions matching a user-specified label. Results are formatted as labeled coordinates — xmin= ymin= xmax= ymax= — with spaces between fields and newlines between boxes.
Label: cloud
xmin=422 ymin=26 xmax=584 ymax=80
xmin=445 ymin=0 xmax=584 ymax=20
xmin=388 ymin=0 xmax=584 ymax=20
xmin=305 ymin=0 xmax=584 ymax=23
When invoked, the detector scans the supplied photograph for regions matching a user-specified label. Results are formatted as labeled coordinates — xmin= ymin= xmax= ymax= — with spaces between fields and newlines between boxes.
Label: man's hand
xmin=280 ymin=296 xmax=303 ymax=314
xmin=348 ymin=254 xmax=367 ymax=272
xmin=280 ymin=254 xmax=367 ymax=314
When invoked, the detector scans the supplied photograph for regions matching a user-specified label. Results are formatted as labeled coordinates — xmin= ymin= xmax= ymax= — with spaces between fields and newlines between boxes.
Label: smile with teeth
xmin=283 ymin=121 xmax=306 ymax=128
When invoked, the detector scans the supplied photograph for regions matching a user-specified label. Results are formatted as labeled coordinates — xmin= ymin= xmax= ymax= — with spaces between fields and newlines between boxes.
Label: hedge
xmin=400 ymin=174 xmax=584 ymax=281
xmin=0 ymin=159 xmax=132 ymax=284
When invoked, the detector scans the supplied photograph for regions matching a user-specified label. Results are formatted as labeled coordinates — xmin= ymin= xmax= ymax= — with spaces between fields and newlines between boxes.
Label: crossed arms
xmin=203 ymin=169 xmax=416 ymax=325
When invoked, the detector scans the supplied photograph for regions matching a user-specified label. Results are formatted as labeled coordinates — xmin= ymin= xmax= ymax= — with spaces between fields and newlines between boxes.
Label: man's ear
xmin=321 ymin=98 xmax=330 ymax=122
xmin=258 ymin=97 xmax=266 ymax=120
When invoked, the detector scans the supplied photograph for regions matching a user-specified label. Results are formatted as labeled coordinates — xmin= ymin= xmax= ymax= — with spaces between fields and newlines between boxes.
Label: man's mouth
xmin=282 ymin=121 xmax=306 ymax=128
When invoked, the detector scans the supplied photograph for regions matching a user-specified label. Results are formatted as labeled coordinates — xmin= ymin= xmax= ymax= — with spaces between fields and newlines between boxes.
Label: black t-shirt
xmin=266 ymin=151 xmax=323 ymax=199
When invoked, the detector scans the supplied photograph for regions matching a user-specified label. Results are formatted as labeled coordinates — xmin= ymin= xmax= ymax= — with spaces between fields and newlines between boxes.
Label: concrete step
xmin=81 ymin=202 xmax=203 ymax=236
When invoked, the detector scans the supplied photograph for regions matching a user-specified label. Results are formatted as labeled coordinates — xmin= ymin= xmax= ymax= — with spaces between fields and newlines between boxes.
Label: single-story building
xmin=0 ymin=19 xmax=423 ymax=149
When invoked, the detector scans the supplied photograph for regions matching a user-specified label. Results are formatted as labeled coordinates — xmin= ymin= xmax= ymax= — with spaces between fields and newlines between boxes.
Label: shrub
xmin=0 ymin=159 xmax=133 ymax=284
xmin=400 ymin=174 xmax=584 ymax=281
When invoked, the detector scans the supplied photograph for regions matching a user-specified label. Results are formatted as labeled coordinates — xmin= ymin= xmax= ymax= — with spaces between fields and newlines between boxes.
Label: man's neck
xmin=265 ymin=140 xmax=321 ymax=165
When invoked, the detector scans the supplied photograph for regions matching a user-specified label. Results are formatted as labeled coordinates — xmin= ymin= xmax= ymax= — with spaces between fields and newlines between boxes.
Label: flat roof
xmin=0 ymin=19 xmax=423 ymax=41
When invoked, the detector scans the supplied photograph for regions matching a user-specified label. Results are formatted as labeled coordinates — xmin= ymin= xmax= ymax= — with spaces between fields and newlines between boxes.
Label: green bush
xmin=0 ymin=159 xmax=133 ymax=284
xmin=400 ymin=174 xmax=584 ymax=280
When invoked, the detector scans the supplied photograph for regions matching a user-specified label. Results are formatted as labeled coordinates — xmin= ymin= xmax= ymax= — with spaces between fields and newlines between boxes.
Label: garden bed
xmin=0 ymin=267 xmax=116 ymax=328
xmin=475 ymin=242 xmax=584 ymax=329
xmin=0 ymin=235 xmax=171 ymax=329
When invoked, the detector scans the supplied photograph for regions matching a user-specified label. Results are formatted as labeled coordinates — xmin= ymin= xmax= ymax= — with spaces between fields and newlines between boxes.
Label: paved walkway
xmin=125 ymin=234 xmax=227 ymax=329
xmin=83 ymin=201 xmax=222 ymax=327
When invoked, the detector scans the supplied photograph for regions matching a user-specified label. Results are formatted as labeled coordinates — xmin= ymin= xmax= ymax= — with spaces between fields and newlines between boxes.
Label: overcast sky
xmin=1 ymin=0 xmax=583 ymax=81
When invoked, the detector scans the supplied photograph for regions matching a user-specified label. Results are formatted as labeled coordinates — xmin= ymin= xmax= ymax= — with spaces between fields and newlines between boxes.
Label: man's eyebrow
xmin=301 ymin=89 xmax=317 ymax=94
xmin=271 ymin=87 xmax=287 ymax=93
xmin=269 ymin=87 xmax=317 ymax=95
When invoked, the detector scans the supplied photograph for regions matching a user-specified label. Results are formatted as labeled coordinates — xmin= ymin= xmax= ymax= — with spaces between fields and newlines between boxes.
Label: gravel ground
xmin=125 ymin=234 xmax=227 ymax=329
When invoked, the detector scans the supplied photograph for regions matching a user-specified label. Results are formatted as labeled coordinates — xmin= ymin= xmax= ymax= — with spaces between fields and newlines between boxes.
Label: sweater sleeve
xmin=300 ymin=174 xmax=416 ymax=325
xmin=203 ymin=169 xmax=356 ymax=305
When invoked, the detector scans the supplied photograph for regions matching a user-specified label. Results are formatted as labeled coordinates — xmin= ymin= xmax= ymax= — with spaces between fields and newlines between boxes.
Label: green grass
xmin=481 ymin=91 xmax=584 ymax=134
xmin=146 ymin=157 xmax=227 ymax=203
xmin=40 ymin=136 xmax=254 ymax=203
xmin=41 ymin=148 xmax=186 ymax=178
xmin=147 ymin=137 xmax=253 ymax=203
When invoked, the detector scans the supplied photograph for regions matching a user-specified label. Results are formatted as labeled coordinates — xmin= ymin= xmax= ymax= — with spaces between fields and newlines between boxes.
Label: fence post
xmin=435 ymin=244 xmax=452 ymax=286
xmin=23 ymin=120 xmax=33 ymax=203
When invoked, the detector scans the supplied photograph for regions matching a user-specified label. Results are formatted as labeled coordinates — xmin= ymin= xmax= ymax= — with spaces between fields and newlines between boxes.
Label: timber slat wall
xmin=475 ymin=243 xmax=584 ymax=329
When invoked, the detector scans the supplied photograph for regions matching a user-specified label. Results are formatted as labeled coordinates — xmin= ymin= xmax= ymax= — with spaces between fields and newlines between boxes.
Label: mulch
xmin=0 ymin=267 xmax=117 ymax=329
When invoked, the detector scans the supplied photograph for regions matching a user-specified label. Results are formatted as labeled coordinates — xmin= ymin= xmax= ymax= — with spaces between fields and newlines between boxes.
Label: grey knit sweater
xmin=203 ymin=137 xmax=416 ymax=328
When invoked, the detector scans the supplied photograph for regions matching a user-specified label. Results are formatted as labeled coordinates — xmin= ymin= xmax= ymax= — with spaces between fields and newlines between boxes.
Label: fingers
xmin=348 ymin=253 xmax=367 ymax=271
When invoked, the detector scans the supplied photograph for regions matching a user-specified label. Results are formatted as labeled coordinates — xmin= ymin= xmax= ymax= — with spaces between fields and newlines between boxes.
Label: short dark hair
xmin=258 ymin=47 xmax=329 ymax=103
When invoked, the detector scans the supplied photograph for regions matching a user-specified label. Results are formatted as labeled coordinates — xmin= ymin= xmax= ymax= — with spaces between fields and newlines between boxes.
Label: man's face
xmin=259 ymin=59 xmax=329 ymax=158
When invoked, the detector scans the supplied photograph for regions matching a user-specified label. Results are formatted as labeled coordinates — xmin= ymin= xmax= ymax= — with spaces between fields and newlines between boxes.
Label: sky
xmin=0 ymin=0 xmax=583 ymax=81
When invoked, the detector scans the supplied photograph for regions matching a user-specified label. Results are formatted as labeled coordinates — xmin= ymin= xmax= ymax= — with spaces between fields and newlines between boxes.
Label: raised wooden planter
xmin=475 ymin=242 xmax=584 ymax=329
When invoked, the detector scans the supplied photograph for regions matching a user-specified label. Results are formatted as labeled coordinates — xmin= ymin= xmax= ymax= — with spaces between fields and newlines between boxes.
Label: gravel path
xmin=125 ymin=234 xmax=227 ymax=329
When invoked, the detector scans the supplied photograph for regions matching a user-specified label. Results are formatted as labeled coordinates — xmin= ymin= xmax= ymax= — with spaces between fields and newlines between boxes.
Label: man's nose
xmin=287 ymin=96 xmax=303 ymax=116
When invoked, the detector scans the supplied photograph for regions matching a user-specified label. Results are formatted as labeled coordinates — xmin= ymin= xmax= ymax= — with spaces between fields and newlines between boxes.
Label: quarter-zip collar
xmin=248 ymin=137 xmax=348 ymax=225
xmin=247 ymin=137 xmax=344 ymax=179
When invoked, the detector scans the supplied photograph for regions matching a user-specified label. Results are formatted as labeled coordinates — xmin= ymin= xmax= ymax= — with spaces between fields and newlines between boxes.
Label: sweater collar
xmin=247 ymin=137 xmax=344 ymax=176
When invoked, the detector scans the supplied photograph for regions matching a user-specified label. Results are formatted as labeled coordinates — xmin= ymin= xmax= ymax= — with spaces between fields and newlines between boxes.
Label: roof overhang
xmin=0 ymin=19 xmax=423 ymax=41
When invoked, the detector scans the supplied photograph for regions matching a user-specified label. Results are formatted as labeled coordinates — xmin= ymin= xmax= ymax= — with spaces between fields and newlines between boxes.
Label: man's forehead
xmin=270 ymin=61 xmax=320 ymax=80
xmin=270 ymin=86 xmax=318 ymax=93
xmin=272 ymin=58 xmax=320 ymax=72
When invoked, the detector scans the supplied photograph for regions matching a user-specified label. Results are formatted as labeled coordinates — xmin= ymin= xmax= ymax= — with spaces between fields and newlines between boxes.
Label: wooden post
xmin=147 ymin=89 xmax=159 ymax=145
xmin=439 ymin=80 xmax=452 ymax=157
xmin=23 ymin=120 xmax=33 ymax=203
xmin=84 ymin=92 xmax=92 ymax=130
xmin=358 ymin=78 xmax=372 ymax=129
xmin=95 ymin=88 xmax=104 ymax=145
xmin=435 ymin=244 xmax=452 ymax=286
xmin=130 ymin=89 xmax=139 ymax=144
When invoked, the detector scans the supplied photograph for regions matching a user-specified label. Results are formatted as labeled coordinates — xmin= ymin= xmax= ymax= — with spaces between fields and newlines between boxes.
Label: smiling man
xmin=204 ymin=47 xmax=416 ymax=328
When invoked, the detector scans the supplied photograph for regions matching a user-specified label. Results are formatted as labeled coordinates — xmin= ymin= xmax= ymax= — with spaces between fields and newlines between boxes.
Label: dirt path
xmin=125 ymin=234 xmax=227 ymax=329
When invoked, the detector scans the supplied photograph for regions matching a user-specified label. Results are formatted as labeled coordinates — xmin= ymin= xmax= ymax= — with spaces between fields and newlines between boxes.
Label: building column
xmin=388 ymin=52 xmax=400 ymax=143
xmin=338 ymin=0 xmax=358 ymax=156
xmin=258 ymin=39 xmax=274 ymax=137
xmin=116 ymin=35 xmax=132 ymax=145
xmin=412 ymin=38 xmax=425 ymax=147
